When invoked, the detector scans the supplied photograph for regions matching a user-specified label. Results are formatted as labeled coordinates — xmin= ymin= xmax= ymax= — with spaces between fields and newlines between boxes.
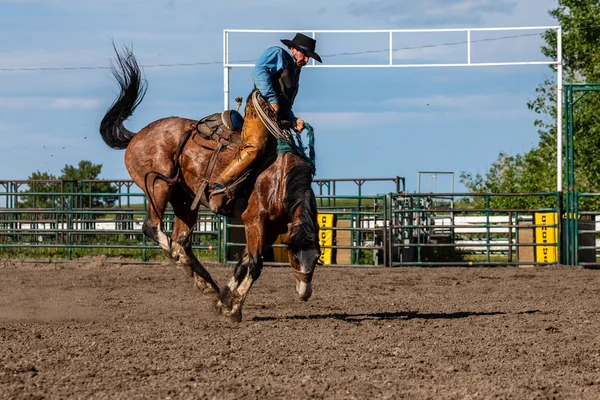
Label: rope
xmin=277 ymin=122 xmax=316 ymax=171
xmin=250 ymin=90 xmax=316 ymax=171
xmin=251 ymin=91 xmax=293 ymax=144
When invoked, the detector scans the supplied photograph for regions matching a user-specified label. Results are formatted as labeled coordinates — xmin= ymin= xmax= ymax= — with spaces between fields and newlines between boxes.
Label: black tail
xmin=99 ymin=43 xmax=148 ymax=149
xmin=285 ymin=162 xmax=319 ymax=252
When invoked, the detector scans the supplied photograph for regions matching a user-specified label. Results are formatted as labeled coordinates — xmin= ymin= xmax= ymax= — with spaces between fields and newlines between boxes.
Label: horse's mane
xmin=284 ymin=160 xmax=319 ymax=252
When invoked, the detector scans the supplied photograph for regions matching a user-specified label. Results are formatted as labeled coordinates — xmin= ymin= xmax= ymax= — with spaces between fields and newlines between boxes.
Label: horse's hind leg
xmin=141 ymin=177 xmax=172 ymax=253
xmin=169 ymin=187 xmax=220 ymax=296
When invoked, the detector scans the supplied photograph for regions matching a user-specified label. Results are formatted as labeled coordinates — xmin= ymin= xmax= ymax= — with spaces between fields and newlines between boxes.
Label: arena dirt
xmin=1 ymin=259 xmax=599 ymax=399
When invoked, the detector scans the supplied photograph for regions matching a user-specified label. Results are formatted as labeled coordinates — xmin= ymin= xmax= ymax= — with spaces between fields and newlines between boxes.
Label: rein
xmin=251 ymin=91 xmax=316 ymax=170
xmin=277 ymin=123 xmax=316 ymax=170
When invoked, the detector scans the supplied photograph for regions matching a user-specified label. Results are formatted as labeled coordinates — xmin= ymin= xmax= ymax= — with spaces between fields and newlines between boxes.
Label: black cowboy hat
xmin=281 ymin=33 xmax=322 ymax=63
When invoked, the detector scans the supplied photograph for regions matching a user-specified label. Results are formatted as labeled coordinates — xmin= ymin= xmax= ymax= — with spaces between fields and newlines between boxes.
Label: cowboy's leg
xmin=214 ymin=103 xmax=269 ymax=189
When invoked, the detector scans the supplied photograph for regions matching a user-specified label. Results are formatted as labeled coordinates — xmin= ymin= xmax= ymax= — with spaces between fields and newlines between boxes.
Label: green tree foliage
xmin=18 ymin=161 xmax=118 ymax=210
xmin=461 ymin=0 xmax=600 ymax=205
xmin=18 ymin=171 xmax=59 ymax=209
xmin=60 ymin=160 xmax=118 ymax=208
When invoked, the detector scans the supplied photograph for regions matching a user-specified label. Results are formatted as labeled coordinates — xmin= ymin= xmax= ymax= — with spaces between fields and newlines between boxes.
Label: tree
xmin=60 ymin=160 xmax=118 ymax=208
xmin=18 ymin=161 xmax=118 ymax=209
xmin=17 ymin=171 xmax=59 ymax=209
xmin=461 ymin=0 xmax=600 ymax=203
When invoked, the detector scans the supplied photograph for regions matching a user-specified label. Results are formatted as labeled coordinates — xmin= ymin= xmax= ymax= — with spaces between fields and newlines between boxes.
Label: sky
xmin=0 ymin=0 xmax=560 ymax=196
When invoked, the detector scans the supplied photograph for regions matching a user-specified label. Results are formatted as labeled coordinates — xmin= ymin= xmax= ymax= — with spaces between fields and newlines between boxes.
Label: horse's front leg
xmin=216 ymin=248 xmax=261 ymax=322
xmin=216 ymin=219 xmax=276 ymax=322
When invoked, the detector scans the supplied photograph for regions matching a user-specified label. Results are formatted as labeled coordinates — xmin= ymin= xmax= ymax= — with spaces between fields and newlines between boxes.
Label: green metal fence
xmin=388 ymin=192 xmax=561 ymax=266
xmin=0 ymin=181 xmax=223 ymax=262
xmin=2 ymin=179 xmax=598 ymax=267
xmin=574 ymin=193 xmax=600 ymax=267
xmin=0 ymin=178 xmax=399 ymax=267
xmin=563 ymin=83 xmax=600 ymax=266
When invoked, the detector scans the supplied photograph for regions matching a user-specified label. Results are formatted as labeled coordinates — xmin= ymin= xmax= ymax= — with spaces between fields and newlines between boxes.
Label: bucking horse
xmin=98 ymin=45 xmax=321 ymax=322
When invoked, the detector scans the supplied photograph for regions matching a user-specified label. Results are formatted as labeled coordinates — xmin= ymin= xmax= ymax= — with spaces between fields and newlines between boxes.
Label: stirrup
xmin=210 ymin=183 xmax=226 ymax=197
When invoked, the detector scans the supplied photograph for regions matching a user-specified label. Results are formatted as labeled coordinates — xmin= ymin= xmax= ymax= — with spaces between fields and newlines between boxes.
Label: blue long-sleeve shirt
xmin=252 ymin=46 xmax=298 ymax=122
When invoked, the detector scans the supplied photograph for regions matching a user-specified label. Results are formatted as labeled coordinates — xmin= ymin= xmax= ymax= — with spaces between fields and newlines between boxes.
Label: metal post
xmin=389 ymin=32 xmax=393 ymax=66
xmin=383 ymin=194 xmax=389 ymax=267
xmin=568 ymin=87 xmax=576 ymax=265
xmin=388 ymin=194 xmax=394 ymax=266
xmin=467 ymin=30 xmax=471 ymax=64
xmin=217 ymin=215 xmax=223 ymax=263
xmin=575 ymin=192 xmax=582 ymax=266
xmin=508 ymin=211 xmax=513 ymax=263
xmin=223 ymin=30 xmax=230 ymax=111
xmin=559 ymin=86 xmax=572 ymax=265
xmin=556 ymin=27 xmax=563 ymax=193
xmin=67 ymin=194 xmax=72 ymax=260
xmin=564 ymin=85 xmax=574 ymax=265
xmin=142 ymin=197 xmax=147 ymax=262
xmin=485 ymin=195 xmax=491 ymax=263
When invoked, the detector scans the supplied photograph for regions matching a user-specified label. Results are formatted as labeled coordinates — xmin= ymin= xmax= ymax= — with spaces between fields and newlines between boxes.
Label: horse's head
xmin=283 ymin=162 xmax=321 ymax=301
xmin=284 ymin=222 xmax=321 ymax=301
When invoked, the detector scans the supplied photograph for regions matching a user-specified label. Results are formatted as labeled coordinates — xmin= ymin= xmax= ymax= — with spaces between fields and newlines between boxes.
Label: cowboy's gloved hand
xmin=293 ymin=119 xmax=305 ymax=132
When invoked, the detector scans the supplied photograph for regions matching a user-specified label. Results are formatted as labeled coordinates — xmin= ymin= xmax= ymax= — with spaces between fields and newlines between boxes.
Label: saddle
xmin=194 ymin=110 xmax=244 ymax=147
xmin=186 ymin=109 xmax=245 ymax=211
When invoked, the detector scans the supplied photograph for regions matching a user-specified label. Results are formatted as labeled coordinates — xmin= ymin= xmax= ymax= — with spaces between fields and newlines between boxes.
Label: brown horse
xmin=98 ymin=46 xmax=321 ymax=322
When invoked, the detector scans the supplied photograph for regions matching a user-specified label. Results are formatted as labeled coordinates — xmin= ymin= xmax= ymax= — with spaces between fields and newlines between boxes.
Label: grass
xmin=0 ymin=245 xmax=219 ymax=262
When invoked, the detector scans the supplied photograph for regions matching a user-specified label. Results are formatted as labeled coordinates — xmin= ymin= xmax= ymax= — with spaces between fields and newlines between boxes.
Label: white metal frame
xmin=223 ymin=26 xmax=563 ymax=191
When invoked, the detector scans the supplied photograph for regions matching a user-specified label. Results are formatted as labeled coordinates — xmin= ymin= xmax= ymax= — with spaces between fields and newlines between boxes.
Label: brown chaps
xmin=215 ymin=99 xmax=269 ymax=188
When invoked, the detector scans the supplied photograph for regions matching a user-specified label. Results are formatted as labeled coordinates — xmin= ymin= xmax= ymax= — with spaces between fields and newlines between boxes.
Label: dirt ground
xmin=1 ymin=259 xmax=600 ymax=399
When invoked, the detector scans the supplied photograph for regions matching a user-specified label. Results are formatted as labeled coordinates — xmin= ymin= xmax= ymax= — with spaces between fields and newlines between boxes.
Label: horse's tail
xmin=99 ymin=44 xmax=148 ymax=149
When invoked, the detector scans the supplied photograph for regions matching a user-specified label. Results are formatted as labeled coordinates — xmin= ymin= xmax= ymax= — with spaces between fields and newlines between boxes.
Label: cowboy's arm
xmin=285 ymin=109 xmax=305 ymax=132
xmin=252 ymin=47 xmax=286 ymax=109
xmin=285 ymin=108 xmax=297 ymax=124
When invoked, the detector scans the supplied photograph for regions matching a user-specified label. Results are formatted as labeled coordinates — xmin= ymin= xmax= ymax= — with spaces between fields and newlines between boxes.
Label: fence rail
xmin=1 ymin=180 xmax=598 ymax=267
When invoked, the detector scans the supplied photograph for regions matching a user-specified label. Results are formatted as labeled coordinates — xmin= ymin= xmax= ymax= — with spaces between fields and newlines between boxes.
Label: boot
xmin=209 ymin=98 xmax=269 ymax=214
xmin=209 ymin=149 xmax=257 ymax=214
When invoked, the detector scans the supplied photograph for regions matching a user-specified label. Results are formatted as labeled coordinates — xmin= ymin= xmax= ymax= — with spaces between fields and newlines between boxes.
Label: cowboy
xmin=209 ymin=33 xmax=322 ymax=214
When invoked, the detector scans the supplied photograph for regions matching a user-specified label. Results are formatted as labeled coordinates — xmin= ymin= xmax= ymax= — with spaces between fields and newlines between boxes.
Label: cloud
xmin=480 ymin=0 xmax=556 ymax=26
xmin=0 ymin=123 xmax=25 ymax=133
xmin=0 ymin=0 xmax=557 ymax=185
xmin=302 ymin=92 xmax=533 ymax=130
xmin=0 ymin=97 xmax=103 ymax=110
xmin=346 ymin=0 xmax=517 ymax=27
xmin=1 ymin=128 xmax=82 ymax=150
xmin=381 ymin=93 xmax=531 ymax=110
xmin=0 ymin=50 xmax=107 ymax=70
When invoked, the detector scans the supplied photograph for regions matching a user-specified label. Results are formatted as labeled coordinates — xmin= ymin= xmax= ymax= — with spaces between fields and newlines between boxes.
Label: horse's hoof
xmin=224 ymin=313 xmax=242 ymax=323
xmin=195 ymin=277 xmax=219 ymax=298
xmin=221 ymin=308 xmax=242 ymax=323
xmin=194 ymin=274 xmax=208 ymax=289
xmin=214 ymin=298 xmax=241 ymax=321
xmin=213 ymin=299 xmax=224 ymax=314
